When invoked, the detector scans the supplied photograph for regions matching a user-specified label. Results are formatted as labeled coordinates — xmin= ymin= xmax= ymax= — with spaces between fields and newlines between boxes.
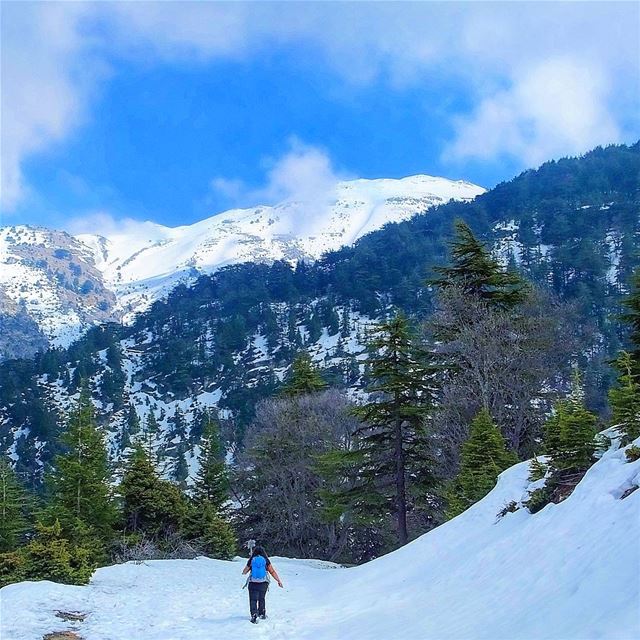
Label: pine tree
xmin=351 ymin=313 xmax=439 ymax=545
xmin=446 ymin=409 xmax=517 ymax=518
xmin=0 ymin=459 xmax=29 ymax=552
xmin=142 ymin=411 xmax=160 ymax=465
xmin=544 ymin=372 xmax=597 ymax=472
xmin=621 ymin=268 xmax=640 ymax=371
xmin=193 ymin=410 xmax=228 ymax=510
xmin=48 ymin=387 xmax=117 ymax=544
xmin=281 ymin=352 xmax=327 ymax=396
xmin=119 ymin=445 xmax=187 ymax=537
xmin=609 ymin=351 xmax=640 ymax=444
xmin=184 ymin=502 xmax=236 ymax=559
xmin=19 ymin=519 xmax=96 ymax=585
xmin=431 ymin=220 xmax=526 ymax=308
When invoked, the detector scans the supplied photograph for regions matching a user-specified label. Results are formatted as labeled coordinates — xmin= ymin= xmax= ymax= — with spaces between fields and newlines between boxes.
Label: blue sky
xmin=2 ymin=2 xmax=639 ymax=232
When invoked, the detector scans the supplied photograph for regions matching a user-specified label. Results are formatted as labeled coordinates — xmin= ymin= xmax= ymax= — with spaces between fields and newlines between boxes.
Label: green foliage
xmin=193 ymin=411 xmax=228 ymax=510
xmin=281 ymin=352 xmax=327 ymax=396
xmin=0 ymin=550 xmax=27 ymax=587
xmin=430 ymin=219 xmax=526 ymax=309
xmin=120 ymin=445 xmax=188 ymax=538
xmin=0 ymin=459 xmax=30 ymax=552
xmin=524 ymin=485 xmax=553 ymax=514
xmin=544 ymin=374 xmax=598 ymax=472
xmin=528 ymin=457 xmax=548 ymax=482
xmin=349 ymin=313 xmax=439 ymax=545
xmin=184 ymin=503 xmax=236 ymax=559
xmin=446 ymin=409 xmax=517 ymax=519
xmin=47 ymin=387 xmax=118 ymax=544
xmin=621 ymin=268 xmax=640 ymax=371
xmin=16 ymin=519 xmax=96 ymax=586
xmin=609 ymin=351 xmax=640 ymax=444
xmin=625 ymin=445 xmax=640 ymax=463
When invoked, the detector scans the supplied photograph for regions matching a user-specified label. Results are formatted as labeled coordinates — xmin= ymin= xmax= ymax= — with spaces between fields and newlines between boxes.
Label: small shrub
xmin=20 ymin=520 xmax=96 ymax=585
xmin=497 ymin=501 xmax=519 ymax=519
xmin=0 ymin=550 xmax=27 ymax=588
xmin=625 ymin=445 xmax=640 ymax=463
xmin=524 ymin=486 xmax=553 ymax=514
xmin=528 ymin=457 xmax=548 ymax=482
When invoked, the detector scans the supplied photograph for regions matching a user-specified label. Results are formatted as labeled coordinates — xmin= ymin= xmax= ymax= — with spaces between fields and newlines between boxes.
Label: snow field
xmin=2 ymin=437 xmax=638 ymax=640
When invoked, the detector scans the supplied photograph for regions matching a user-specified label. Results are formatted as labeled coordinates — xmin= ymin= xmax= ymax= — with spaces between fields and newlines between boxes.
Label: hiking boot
xmin=251 ymin=614 xmax=258 ymax=624
xmin=259 ymin=614 xmax=266 ymax=620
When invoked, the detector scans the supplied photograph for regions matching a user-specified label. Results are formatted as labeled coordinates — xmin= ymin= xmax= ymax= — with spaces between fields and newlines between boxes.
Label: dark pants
xmin=248 ymin=581 xmax=269 ymax=617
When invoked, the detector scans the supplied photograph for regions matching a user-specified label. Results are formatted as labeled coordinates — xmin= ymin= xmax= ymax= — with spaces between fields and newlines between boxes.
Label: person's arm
xmin=267 ymin=564 xmax=283 ymax=587
xmin=242 ymin=559 xmax=251 ymax=575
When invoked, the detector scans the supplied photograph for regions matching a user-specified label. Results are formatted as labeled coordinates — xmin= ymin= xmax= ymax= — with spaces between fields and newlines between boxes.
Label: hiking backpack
xmin=251 ymin=555 xmax=267 ymax=581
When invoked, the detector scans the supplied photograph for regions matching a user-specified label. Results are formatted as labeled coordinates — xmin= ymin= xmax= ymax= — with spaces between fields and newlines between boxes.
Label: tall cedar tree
xmin=352 ymin=313 xmax=438 ymax=545
xmin=609 ymin=351 xmax=640 ymax=444
xmin=119 ymin=444 xmax=187 ymax=537
xmin=544 ymin=372 xmax=597 ymax=472
xmin=193 ymin=410 xmax=228 ymax=510
xmin=0 ymin=459 xmax=29 ymax=552
xmin=281 ymin=352 xmax=327 ymax=396
xmin=47 ymin=387 xmax=117 ymax=543
xmin=446 ymin=409 xmax=517 ymax=518
xmin=430 ymin=219 xmax=526 ymax=309
xmin=621 ymin=268 xmax=640 ymax=372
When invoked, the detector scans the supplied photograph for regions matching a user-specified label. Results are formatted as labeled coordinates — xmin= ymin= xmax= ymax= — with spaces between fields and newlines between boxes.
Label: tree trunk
xmin=394 ymin=397 xmax=408 ymax=546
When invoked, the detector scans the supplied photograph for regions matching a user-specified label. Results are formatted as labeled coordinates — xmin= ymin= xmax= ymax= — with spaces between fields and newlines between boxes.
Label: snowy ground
xmin=2 ymin=438 xmax=639 ymax=640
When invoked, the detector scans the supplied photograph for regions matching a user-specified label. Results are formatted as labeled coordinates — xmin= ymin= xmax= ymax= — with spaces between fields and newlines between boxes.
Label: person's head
xmin=252 ymin=545 xmax=267 ymax=559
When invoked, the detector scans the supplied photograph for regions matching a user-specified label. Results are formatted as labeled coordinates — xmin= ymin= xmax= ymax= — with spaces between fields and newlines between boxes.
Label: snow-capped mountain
xmin=4 ymin=435 xmax=638 ymax=639
xmin=78 ymin=175 xmax=484 ymax=322
xmin=0 ymin=175 xmax=483 ymax=354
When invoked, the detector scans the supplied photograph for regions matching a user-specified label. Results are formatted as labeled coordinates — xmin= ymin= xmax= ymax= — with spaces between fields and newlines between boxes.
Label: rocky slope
xmin=0 ymin=175 xmax=483 ymax=357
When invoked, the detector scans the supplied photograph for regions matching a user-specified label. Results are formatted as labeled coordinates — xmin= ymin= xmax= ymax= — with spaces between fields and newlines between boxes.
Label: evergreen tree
xmin=446 ymin=409 xmax=517 ymax=518
xmin=184 ymin=503 xmax=236 ymax=560
xmin=47 ymin=387 xmax=117 ymax=544
xmin=431 ymin=220 xmax=526 ymax=308
xmin=119 ymin=445 xmax=187 ymax=537
xmin=281 ymin=352 xmax=327 ymax=396
xmin=18 ymin=519 xmax=96 ymax=585
xmin=609 ymin=351 xmax=640 ymax=444
xmin=0 ymin=459 xmax=29 ymax=552
xmin=544 ymin=372 xmax=597 ymax=472
xmin=621 ymin=268 xmax=640 ymax=370
xmin=142 ymin=411 xmax=160 ymax=465
xmin=193 ymin=411 xmax=228 ymax=510
xmin=172 ymin=444 xmax=189 ymax=490
xmin=351 ymin=313 xmax=439 ymax=545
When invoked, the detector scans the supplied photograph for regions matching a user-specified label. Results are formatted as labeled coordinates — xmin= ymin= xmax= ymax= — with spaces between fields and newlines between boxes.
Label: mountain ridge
xmin=0 ymin=174 xmax=484 ymax=355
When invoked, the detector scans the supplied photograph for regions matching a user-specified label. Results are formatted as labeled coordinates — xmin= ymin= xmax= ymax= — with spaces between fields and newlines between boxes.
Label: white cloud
xmin=1 ymin=3 xmax=106 ymax=210
xmin=444 ymin=57 xmax=623 ymax=166
xmin=210 ymin=139 xmax=346 ymax=228
xmin=65 ymin=211 xmax=161 ymax=239
xmin=1 ymin=2 xmax=638 ymax=212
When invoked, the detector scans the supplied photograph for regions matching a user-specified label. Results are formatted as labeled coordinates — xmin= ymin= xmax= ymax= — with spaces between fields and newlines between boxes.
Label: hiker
xmin=242 ymin=545 xmax=283 ymax=623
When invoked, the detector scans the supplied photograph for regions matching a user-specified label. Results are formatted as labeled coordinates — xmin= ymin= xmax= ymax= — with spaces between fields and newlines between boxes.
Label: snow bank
xmin=2 ymin=440 xmax=638 ymax=640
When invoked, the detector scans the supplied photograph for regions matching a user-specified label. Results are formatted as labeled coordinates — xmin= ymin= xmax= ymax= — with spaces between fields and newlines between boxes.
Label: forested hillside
xmin=0 ymin=143 xmax=638 ymax=487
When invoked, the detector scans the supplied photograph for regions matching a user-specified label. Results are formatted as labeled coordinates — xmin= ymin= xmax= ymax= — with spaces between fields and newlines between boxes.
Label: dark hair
xmin=252 ymin=545 xmax=268 ymax=560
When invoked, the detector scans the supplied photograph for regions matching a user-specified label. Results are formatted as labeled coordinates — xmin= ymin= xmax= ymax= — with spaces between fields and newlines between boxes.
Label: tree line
xmin=1 ymin=222 xmax=638 ymax=583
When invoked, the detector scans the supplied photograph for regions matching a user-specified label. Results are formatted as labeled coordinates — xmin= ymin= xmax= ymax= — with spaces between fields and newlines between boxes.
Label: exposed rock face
xmin=0 ymin=226 xmax=118 ymax=358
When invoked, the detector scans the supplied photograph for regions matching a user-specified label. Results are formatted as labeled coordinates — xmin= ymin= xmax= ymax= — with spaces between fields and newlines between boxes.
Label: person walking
xmin=242 ymin=545 xmax=283 ymax=623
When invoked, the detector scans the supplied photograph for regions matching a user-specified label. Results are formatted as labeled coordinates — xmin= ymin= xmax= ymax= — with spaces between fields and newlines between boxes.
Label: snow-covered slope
xmin=0 ymin=175 xmax=482 ymax=349
xmin=77 ymin=175 xmax=484 ymax=322
xmin=0 ymin=226 xmax=117 ymax=349
xmin=3 ymin=437 xmax=638 ymax=640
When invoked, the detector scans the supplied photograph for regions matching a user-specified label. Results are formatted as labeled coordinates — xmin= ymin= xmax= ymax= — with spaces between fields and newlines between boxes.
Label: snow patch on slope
xmin=3 ymin=438 xmax=638 ymax=640
xmin=76 ymin=175 xmax=484 ymax=322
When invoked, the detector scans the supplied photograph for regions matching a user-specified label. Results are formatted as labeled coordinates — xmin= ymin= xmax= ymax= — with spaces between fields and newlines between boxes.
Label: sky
xmin=1 ymin=1 xmax=639 ymax=233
